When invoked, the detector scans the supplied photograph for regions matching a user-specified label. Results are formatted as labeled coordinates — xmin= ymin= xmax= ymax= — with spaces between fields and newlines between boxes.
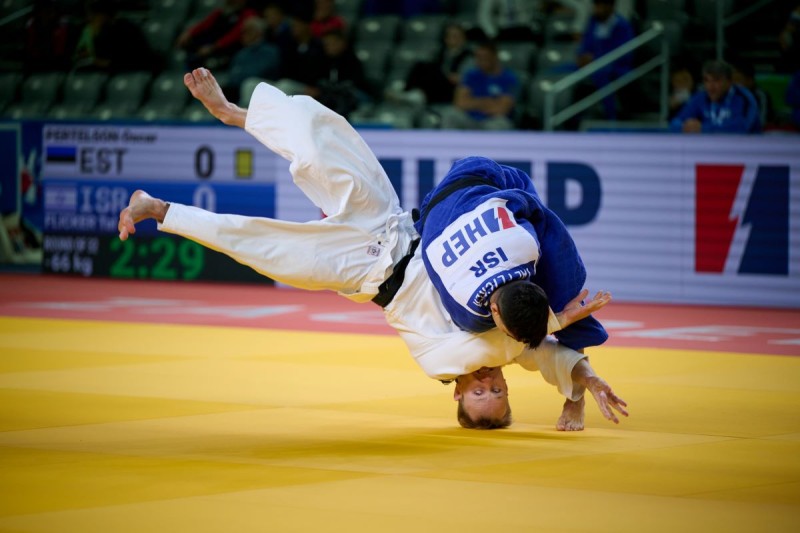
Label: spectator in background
xmin=576 ymin=0 xmax=635 ymax=120
xmin=262 ymin=2 xmax=292 ymax=45
xmin=441 ymin=40 xmax=519 ymax=130
xmin=73 ymin=0 xmax=155 ymax=72
xmin=670 ymin=60 xmax=761 ymax=134
xmin=387 ymin=22 xmax=473 ymax=106
xmin=732 ymin=62 xmax=775 ymax=127
xmin=311 ymin=0 xmax=346 ymax=38
xmin=311 ymin=29 xmax=370 ymax=117
xmin=176 ymin=0 xmax=258 ymax=70
xmin=477 ymin=0 xmax=538 ymax=42
xmin=24 ymin=0 xmax=78 ymax=72
xmin=225 ymin=16 xmax=281 ymax=103
xmin=668 ymin=64 xmax=696 ymax=120
xmin=557 ymin=0 xmax=636 ymax=40
xmin=273 ymin=8 xmax=327 ymax=96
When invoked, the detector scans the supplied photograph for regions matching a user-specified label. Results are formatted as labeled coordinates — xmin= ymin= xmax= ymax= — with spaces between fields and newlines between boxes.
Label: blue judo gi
xmin=415 ymin=156 xmax=608 ymax=352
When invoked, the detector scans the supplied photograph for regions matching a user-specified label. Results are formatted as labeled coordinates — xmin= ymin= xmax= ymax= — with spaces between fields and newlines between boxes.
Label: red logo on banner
xmin=695 ymin=164 xmax=743 ymax=273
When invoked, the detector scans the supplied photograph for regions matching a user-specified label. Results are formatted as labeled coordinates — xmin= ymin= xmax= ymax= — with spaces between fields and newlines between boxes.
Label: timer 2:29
xmin=109 ymin=237 xmax=204 ymax=280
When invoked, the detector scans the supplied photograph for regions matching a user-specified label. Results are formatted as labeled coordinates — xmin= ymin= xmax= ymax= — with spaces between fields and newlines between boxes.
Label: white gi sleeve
xmin=513 ymin=337 xmax=587 ymax=401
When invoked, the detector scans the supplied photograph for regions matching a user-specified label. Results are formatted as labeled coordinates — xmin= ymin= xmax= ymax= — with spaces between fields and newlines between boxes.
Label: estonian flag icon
xmin=46 ymin=146 xmax=77 ymax=163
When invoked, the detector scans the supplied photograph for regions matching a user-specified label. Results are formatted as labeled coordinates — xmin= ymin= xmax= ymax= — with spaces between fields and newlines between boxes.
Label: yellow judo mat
xmin=1 ymin=316 xmax=798 ymax=532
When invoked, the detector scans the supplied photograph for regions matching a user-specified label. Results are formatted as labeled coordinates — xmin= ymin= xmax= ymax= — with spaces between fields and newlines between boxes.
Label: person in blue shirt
xmin=441 ymin=40 xmax=519 ymax=130
xmin=576 ymin=0 xmax=635 ymax=120
xmin=670 ymin=60 xmax=762 ymax=134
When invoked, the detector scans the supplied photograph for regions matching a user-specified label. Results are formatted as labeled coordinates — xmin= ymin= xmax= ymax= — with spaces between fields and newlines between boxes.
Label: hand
xmin=683 ymin=118 xmax=702 ymax=133
xmin=584 ymin=375 xmax=628 ymax=424
xmin=556 ymin=289 xmax=611 ymax=328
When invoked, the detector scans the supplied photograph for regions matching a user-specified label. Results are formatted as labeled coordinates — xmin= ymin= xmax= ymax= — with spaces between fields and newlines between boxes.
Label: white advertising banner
xmin=356 ymin=131 xmax=800 ymax=309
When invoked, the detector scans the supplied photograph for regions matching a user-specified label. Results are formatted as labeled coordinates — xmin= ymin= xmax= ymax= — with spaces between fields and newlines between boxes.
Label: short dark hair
xmin=457 ymin=399 xmax=512 ymax=429
xmin=702 ymin=60 xmax=733 ymax=80
xmin=494 ymin=280 xmax=550 ymax=348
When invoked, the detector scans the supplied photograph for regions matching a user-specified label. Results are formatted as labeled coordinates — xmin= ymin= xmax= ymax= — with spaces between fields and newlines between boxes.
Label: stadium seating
xmin=355 ymin=42 xmax=392 ymax=94
xmin=535 ymin=42 xmax=579 ymax=76
xmin=402 ymin=15 xmax=447 ymax=46
xmin=150 ymin=0 xmax=193 ymax=24
xmin=136 ymin=71 xmax=190 ymax=121
xmin=4 ymin=72 xmax=66 ymax=118
xmin=142 ymin=18 xmax=181 ymax=57
xmin=182 ymin=100 xmax=215 ymax=122
xmin=95 ymin=71 xmax=153 ymax=119
xmin=356 ymin=15 xmax=402 ymax=45
xmin=47 ymin=72 xmax=108 ymax=119
xmin=497 ymin=42 xmax=538 ymax=75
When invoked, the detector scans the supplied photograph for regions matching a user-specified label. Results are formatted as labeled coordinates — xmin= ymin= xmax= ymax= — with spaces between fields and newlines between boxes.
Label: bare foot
xmin=183 ymin=68 xmax=229 ymax=119
xmin=183 ymin=68 xmax=247 ymax=127
xmin=556 ymin=396 xmax=585 ymax=431
xmin=118 ymin=190 xmax=168 ymax=241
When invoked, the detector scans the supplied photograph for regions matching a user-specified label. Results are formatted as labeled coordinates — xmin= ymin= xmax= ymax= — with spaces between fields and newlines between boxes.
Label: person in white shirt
xmin=118 ymin=67 xmax=629 ymax=431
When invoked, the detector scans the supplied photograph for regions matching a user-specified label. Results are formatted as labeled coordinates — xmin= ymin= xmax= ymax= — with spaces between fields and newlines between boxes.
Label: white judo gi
xmin=158 ymin=82 xmax=588 ymax=401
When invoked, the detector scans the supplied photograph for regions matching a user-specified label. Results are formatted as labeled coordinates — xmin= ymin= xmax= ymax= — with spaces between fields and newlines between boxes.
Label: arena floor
xmin=0 ymin=274 xmax=798 ymax=532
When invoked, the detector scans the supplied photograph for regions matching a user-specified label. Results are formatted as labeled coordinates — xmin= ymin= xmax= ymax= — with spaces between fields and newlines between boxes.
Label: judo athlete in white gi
xmin=118 ymin=68 xmax=628 ymax=431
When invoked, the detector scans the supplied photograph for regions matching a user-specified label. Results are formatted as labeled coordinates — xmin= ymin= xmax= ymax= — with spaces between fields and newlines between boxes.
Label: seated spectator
xmin=733 ymin=61 xmax=775 ymax=127
xmin=24 ymin=0 xmax=78 ymax=72
xmin=669 ymin=64 xmax=696 ymax=120
xmin=273 ymin=9 xmax=327 ymax=95
xmin=226 ymin=17 xmax=281 ymax=103
xmin=557 ymin=0 xmax=637 ymax=40
xmin=311 ymin=29 xmax=370 ymax=117
xmin=441 ymin=40 xmax=519 ymax=130
xmin=310 ymin=0 xmax=346 ymax=38
xmin=576 ymin=0 xmax=635 ymax=120
xmin=176 ymin=0 xmax=258 ymax=70
xmin=477 ymin=0 xmax=538 ymax=42
xmin=262 ymin=1 xmax=292 ymax=45
xmin=387 ymin=22 xmax=473 ymax=106
xmin=670 ymin=60 xmax=761 ymax=134
xmin=73 ymin=0 xmax=155 ymax=73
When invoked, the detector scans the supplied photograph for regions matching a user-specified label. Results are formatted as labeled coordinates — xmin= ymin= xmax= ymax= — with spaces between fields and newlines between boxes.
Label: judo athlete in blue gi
xmin=119 ymin=68 xmax=628 ymax=431
xmin=417 ymin=156 xmax=609 ymax=353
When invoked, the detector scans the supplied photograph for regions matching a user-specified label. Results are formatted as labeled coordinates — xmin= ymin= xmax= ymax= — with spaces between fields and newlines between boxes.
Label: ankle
xmin=153 ymin=199 xmax=169 ymax=223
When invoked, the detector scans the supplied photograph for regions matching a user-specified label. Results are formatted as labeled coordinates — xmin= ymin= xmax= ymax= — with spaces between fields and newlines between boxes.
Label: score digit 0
xmin=195 ymin=145 xmax=214 ymax=179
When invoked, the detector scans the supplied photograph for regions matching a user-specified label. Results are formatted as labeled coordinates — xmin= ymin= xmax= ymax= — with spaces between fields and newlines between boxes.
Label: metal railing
xmin=716 ymin=0 xmax=778 ymax=60
xmin=543 ymin=22 xmax=669 ymax=131
xmin=0 ymin=4 xmax=32 ymax=29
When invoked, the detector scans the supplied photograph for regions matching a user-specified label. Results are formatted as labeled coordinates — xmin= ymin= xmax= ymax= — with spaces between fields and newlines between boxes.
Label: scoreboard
xmin=41 ymin=124 xmax=284 ymax=283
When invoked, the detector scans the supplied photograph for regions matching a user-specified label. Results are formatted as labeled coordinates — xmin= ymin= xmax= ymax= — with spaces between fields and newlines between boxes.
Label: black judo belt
xmin=371 ymin=175 xmax=496 ymax=308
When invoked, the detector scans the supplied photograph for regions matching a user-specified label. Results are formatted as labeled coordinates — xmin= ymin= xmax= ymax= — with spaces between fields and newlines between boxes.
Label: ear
xmin=453 ymin=383 xmax=462 ymax=401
